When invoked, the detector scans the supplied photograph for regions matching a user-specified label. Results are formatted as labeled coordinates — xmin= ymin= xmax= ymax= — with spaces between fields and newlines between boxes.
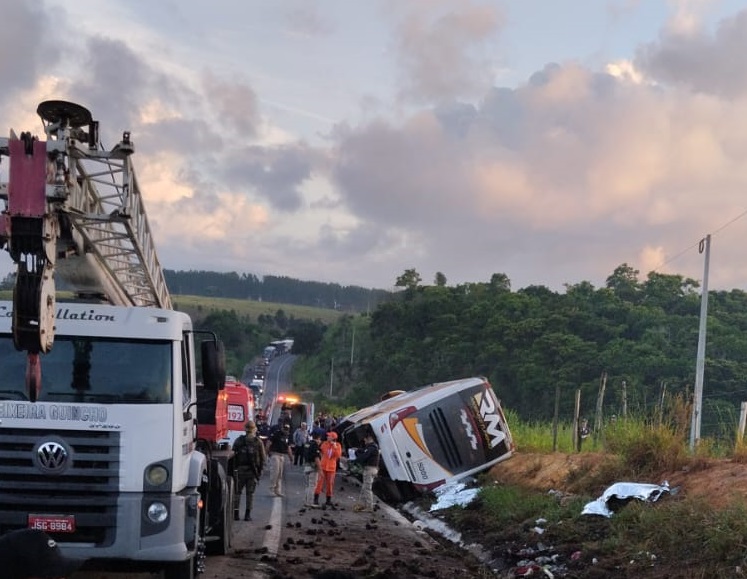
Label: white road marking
xmin=262 ymin=495 xmax=283 ymax=557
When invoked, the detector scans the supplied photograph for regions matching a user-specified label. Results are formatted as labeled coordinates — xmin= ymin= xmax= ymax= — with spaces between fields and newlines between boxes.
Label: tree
xmin=606 ymin=263 xmax=640 ymax=303
xmin=291 ymin=320 xmax=326 ymax=355
xmin=0 ymin=272 xmax=15 ymax=290
xmin=434 ymin=272 xmax=447 ymax=287
xmin=489 ymin=273 xmax=511 ymax=292
xmin=395 ymin=269 xmax=422 ymax=291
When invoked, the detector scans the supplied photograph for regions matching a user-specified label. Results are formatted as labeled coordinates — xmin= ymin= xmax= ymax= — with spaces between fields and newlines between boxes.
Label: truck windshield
xmin=0 ymin=335 xmax=172 ymax=403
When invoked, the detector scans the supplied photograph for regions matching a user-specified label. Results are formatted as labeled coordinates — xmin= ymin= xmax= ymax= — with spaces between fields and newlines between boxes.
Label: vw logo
xmin=34 ymin=440 xmax=70 ymax=473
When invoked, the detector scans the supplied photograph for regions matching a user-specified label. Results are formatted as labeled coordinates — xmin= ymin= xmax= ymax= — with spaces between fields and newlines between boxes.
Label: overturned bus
xmin=337 ymin=376 xmax=515 ymax=502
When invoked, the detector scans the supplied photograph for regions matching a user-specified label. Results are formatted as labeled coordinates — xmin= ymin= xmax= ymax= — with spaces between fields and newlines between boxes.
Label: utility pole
xmin=690 ymin=234 xmax=711 ymax=450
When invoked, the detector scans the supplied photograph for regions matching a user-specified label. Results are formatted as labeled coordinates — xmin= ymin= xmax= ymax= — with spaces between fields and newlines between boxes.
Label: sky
xmin=2 ymin=0 xmax=747 ymax=293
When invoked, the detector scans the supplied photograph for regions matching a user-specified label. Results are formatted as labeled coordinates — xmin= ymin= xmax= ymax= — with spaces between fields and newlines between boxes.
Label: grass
xmin=0 ymin=290 xmax=343 ymax=325
xmin=608 ymin=497 xmax=747 ymax=567
xmin=444 ymin=400 xmax=747 ymax=577
xmin=446 ymin=460 xmax=747 ymax=577
xmin=171 ymin=294 xmax=344 ymax=325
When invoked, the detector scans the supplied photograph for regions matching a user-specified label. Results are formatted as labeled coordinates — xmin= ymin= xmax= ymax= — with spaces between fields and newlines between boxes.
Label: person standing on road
xmin=304 ymin=430 xmax=323 ymax=507
xmin=293 ymin=422 xmax=310 ymax=466
xmin=268 ymin=423 xmax=293 ymax=496
xmin=352 ymin=432 xmax=380 ymax=512
xmin=232 ymin=420 xmax=266 ymax=521
xmin=314 ymin=431 xmax=342 ymax=507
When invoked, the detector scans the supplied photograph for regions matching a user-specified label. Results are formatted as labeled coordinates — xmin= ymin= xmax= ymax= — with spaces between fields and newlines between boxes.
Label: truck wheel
xmin=207 ymin=476 xmax=233 ymax=555
xmin=163 ymin=558 xmax=195 ymax=579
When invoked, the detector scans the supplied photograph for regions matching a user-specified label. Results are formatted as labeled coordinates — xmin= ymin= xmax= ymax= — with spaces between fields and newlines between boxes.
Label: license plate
xmin=28 ymin=514 xmax=76 ymax=533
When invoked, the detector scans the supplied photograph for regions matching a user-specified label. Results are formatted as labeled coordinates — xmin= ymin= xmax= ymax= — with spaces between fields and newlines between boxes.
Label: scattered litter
xmin=428 ymin=480 xmax=480 ymax=511
xmin=582 ymin=481 xmax=671 ymax=517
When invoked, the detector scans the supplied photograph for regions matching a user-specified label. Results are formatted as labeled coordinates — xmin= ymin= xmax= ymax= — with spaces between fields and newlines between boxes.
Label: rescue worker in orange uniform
xmin=313 ymin=431 xmax=342 ymax=506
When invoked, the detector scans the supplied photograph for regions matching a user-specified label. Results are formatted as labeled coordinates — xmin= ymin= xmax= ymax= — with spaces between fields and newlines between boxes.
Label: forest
xmin=294 ymin=263 xmax=747 ymax=439
xmin=162 ymin=269 xmax=391 ymax=313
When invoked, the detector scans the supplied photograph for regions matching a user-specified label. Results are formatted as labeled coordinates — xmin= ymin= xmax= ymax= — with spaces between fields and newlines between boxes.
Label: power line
xmin=652 ymin=208 xmax=747 ymax=274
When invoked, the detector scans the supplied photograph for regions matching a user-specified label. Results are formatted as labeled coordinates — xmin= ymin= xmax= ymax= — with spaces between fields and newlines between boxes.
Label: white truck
xmin=0 ymin=101 xmax=234 ymax=578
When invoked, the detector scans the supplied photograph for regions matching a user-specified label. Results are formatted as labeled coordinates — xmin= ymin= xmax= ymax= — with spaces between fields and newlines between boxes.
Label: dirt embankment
xmin=489 ymin=451 xmax=747 ymax=510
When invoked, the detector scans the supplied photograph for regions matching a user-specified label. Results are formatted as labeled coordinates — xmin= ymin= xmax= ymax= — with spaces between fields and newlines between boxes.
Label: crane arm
xmin=0 ymin=100 xmax=172 ymax=357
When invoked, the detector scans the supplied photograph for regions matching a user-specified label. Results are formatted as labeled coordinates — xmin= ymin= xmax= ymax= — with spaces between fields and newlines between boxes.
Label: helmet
xmin=326 ymin=431 xmax=338 ymax=440
xmin=245 ymin=420 xmax=257 ymax=431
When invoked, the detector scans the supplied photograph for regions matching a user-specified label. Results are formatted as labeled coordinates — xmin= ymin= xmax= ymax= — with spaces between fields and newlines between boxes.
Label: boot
xmin=325 ymin=496 xmax=332 ymax=506
xmin=244 ymin=510 xmax=252 ymax=521
xmin=312 ymin=494 xmax=320 ymax=508
xmin=233 ymin=509 xmax=239 ymax=521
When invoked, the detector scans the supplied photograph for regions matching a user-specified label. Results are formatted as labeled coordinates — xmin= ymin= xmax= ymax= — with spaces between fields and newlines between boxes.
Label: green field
xmin=172 ymin=294 xmax=344 ymax=324
xmin=0 ymin=291 xmax=343 ymax=325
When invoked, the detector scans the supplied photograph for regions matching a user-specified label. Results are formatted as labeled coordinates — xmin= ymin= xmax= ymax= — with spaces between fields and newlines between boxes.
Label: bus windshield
xmin=0 ymin=335 xmax=173 ymax=403
xmin=406 ymin=383 xmax=511 ymax=475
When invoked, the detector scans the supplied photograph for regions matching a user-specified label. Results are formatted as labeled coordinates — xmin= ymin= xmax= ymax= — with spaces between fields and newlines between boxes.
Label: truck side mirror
xmin=201 ymin=340 xmax=226 ymax=391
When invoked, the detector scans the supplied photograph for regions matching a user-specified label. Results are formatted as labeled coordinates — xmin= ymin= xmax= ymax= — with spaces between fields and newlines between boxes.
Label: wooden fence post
xmin=657 ymin=381 xmax=667 ymax=426
xmin=594 ymin=371 xmax=607 ymax=443
xmin=738 ymin=402 xmax=747 ymax=445
xmin=552 ymin=384 xmax=560 ymax=452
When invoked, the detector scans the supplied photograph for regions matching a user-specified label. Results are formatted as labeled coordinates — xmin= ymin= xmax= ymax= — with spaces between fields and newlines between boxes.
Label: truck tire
xmin=163 ymin=558 xmax=195 ymax=579
xmin=208 ymin=476 xmax=233 ymax=555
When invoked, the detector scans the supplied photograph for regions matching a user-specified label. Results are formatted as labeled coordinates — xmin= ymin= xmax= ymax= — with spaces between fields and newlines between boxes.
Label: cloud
xmin=284 ymin=3 xmax=334 ymax=38
xmin=326 ymin=53 xmax=747 ymax=289
xmin=201 ymin=72 xmax=261 ymax=137
xmin=391 ymin=0 xmax=505 ymax=103
xmin=0 ymin=3 xmax=56 ymax=97
xmin=221 ymin=144 xmax=321 ymax=212
xmin=5 ymin=1 xmax=747 ymax=293
xmin=635 ymin=8 xmax=747 ymax=98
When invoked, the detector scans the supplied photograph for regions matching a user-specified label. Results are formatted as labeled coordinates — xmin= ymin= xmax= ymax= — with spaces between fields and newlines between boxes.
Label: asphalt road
xmin=77 ymin=453 xmax=431 ymax=578
xmin=71 ymin=355 xmax=467 ymax=578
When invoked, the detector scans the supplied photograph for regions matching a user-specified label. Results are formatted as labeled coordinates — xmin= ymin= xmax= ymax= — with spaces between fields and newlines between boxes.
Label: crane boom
xmin=0 ymin=100 xmax=171 ymax=355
